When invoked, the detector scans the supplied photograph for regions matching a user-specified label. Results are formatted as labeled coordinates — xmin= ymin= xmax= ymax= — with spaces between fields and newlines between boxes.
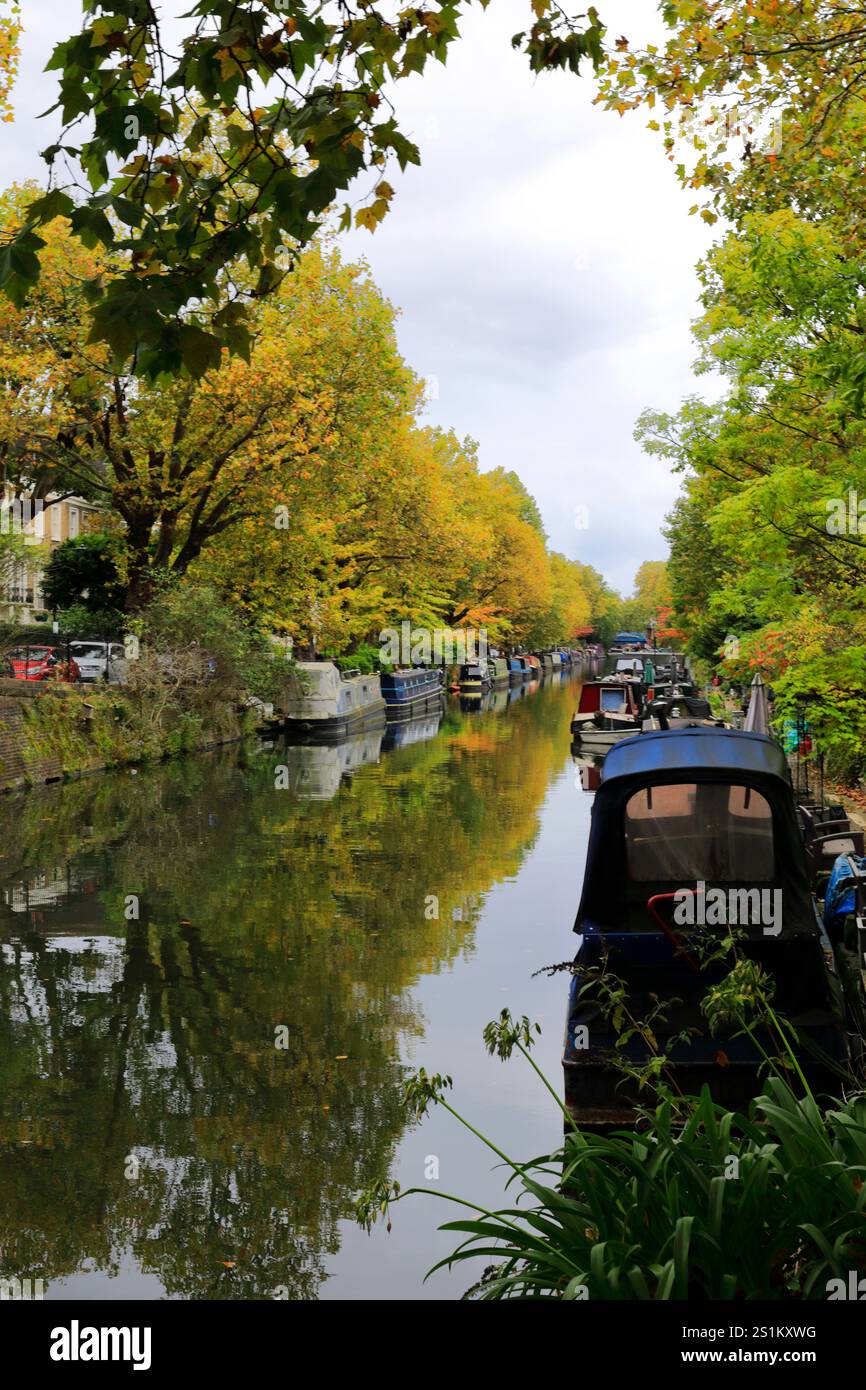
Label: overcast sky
xmin=4 ymin=0 xmax=717 ymax=595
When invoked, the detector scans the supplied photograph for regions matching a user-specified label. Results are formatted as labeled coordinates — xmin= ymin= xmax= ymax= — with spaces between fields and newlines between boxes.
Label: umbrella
xmin=743 ymin=672 xmax=770 ymax=735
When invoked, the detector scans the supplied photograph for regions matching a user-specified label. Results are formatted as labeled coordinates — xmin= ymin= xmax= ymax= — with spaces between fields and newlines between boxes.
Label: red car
xmin=4 ymin=646 xmax=81 ymax=682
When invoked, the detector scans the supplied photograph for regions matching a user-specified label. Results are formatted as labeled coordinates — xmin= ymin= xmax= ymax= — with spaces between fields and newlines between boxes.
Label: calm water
xmin=0 ymin=675 xmax=594 ymax=1300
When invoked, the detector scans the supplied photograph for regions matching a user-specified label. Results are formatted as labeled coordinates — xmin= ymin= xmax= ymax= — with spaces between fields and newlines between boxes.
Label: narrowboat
xmin=458 ymin=661 xmax=489 ymax=696
xmin=614 ymin=656 xmax=644 ymax=680
xmin=380 ymin=667 xmax=445 ymax=721
xmin=281 ymin=662 xmax=386 ymax=742
xmin=642 ymin=689 xmax=725 ymax=732
xmin=518 ymin=655 xmax=535 ymax=680
xmin=608 ymin=631 xmax=648 ymax=652
xmin=563 ymin=728 xmax=856 ymax=1126
xmin=648 ymin=650 xmax=688 ymax=682
xmin=646 ymin=678 xmax=698 ymax=701
xmin=525 ymin=653 xmax=542 ymax=678
xmin=487 ymin=657 xmax=510 ymax=689
xmin=508 ymin=656 xmax=527 ymax=685
xmin=541 ymin=651 xmax=563 ymax=673
xmin=570 ymin=680 xmax=642 ymax=749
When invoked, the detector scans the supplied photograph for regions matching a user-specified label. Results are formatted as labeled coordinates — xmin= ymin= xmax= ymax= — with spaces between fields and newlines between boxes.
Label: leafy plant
xmin=357 ymin=1006 xmax=866 ymax=1299
xmin=43 ymin=532 xmax=126 ymax=615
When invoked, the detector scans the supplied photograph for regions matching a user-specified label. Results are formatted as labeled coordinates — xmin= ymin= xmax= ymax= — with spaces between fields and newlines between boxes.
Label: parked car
xmin=68 ymin=641 xmax=127 ymax=684
xmin=4 ymin=646 xmax=81 ymax=682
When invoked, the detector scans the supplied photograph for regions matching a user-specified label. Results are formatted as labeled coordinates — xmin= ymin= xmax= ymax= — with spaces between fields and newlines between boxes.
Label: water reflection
xmin=0 ymin=679 xmax=582 ymax=1299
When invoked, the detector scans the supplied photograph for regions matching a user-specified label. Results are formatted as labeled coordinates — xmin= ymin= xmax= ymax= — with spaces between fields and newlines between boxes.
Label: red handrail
xmin=646 ymin=890 xmax=703 ymax=974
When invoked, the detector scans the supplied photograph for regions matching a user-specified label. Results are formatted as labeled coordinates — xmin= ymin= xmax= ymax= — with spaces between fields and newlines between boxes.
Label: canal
xmin=0 ymin=674 xmax=594 ymax=1301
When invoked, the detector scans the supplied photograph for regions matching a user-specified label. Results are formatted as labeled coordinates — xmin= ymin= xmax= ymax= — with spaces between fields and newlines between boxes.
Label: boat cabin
xmin=564 ymin=727 xmax=850 ymax=1122
xmin=576 ymin=681 xmax=640 ymax=719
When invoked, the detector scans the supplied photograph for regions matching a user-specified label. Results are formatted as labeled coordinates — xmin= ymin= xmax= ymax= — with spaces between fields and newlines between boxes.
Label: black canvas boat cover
xmin=576 ymin=728 xmax=817 ymax=937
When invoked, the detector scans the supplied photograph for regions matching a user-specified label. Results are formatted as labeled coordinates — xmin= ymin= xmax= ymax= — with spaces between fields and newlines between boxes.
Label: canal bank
xmin=0 ymin=677 xmax=255 ymax=793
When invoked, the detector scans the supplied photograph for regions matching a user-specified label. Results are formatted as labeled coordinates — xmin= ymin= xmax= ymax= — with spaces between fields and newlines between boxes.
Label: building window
xmin=50 ymin=505 xmax=61 ymax=542
xmin=68 ymin=506 xmax=80 ymax=539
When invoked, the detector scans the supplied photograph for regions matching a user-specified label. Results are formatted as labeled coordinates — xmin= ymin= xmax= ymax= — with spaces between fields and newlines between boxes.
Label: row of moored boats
xmin=570 ymin=644 xmax=720 ymax=751
xmin=276 ymin=646 xmax=599 ymax=742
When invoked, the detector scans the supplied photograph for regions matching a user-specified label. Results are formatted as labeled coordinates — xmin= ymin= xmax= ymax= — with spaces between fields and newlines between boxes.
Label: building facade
xmin=0 ymin=492 xmax=101 ymax=626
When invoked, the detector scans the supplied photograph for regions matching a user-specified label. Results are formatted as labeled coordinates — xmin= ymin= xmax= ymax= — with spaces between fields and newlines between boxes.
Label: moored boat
xmin=380 ymin=667 xmax=445 ymax=721
xmin=487 ymin=656 xmax=510 ymax=689
xmin=570 ymin=679 xmax=641 ymax=748
xmin=507 ymin=656 xmax=527 ymax=685
xmin=608 ymin=631 xmax=648 ymax=653
xmin=458 ymin=661 xmax=489 ymax=696
xmin=540 ymin=650 xmax=563 ymax=673
xmin=281 ymin=662 xmax=387 ymax=742
xmin=563 ymin=727 xmax=855 ymax=1126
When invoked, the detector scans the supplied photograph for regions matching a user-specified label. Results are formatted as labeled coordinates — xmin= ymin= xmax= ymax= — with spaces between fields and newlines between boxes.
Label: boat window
xmin=600 ymin=689 xmax=625 ymax=711
xmin=624 ymin=783 xmax=774 ymax=882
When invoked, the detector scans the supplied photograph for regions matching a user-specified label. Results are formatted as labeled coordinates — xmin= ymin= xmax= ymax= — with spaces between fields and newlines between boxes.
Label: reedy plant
xmin=355 ymin=953 xmax=866 ymax=1299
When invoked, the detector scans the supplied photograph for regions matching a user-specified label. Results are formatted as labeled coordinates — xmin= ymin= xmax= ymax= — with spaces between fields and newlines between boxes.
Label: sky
xmin=3 ymin=0 xmax=718 ymax=596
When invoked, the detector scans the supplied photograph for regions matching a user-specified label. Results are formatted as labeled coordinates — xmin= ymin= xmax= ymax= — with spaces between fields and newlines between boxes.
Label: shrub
xmin=135 ymin=580 xmax=288 ymax=706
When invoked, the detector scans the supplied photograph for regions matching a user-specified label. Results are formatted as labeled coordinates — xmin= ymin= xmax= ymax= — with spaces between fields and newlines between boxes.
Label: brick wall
xmin=0 ymin=683 xmax=76 ymax=790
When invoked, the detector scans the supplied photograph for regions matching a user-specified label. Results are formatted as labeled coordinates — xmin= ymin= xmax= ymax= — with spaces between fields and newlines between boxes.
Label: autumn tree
xmin=0 ymin=185 xmax=414 ymax=610
xmin=0 ymin=0 xmax=18 ymax=123
xmin=597 ymin=1 xmax=866 ymax=230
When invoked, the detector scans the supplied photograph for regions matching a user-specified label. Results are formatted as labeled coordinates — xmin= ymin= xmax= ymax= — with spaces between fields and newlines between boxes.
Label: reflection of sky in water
xmin=0 ymin=679 xmax=595 ymax=1300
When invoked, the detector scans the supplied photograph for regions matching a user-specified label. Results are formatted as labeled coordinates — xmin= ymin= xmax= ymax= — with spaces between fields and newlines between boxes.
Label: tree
xmin=0 ymin=1 xmax=605 ymax=377
xmin=42 ymin=533 xmax=126 ymax=614
xmin=596 ymin=1 xmax=866 ymax=229
xmin=0 ymin=187 xmax=414 ymax=610
xmin=0 ymin=0 xmax=19 ymax=123
xmin=643 ymin=204 xmax=866 ymax=768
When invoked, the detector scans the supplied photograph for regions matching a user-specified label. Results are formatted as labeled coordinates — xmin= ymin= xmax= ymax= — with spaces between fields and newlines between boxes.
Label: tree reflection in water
xmin=0 ymin=683 xmax=573 ymax=1299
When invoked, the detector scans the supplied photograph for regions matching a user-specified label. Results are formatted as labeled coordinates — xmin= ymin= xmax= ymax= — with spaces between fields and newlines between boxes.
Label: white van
xmin=68 ymin=641 xmax=127 ymax=683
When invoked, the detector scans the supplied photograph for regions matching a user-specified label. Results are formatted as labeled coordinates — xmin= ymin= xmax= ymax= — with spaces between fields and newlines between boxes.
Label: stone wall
xmin=0 ymin=679 xmax=249 ymax=794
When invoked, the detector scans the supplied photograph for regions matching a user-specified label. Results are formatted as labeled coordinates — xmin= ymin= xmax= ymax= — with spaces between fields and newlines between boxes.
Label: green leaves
xmin=2 ymin=1 xmax=607 ymax=377
xmin=361 ymin=1028 xmax=866 ymax=1298
xmin=177 ymin=324 xmax=223 ymax=379
xmin=0 ymin=228 xmax=46 ymax=307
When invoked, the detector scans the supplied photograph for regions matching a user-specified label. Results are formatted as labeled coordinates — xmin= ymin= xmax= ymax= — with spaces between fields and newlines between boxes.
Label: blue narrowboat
xmin=380 ymin=667 xmax=445 ymax=722
xmin=507 ymin=657 xmax=527 ymax=686
xmin=563 ymin=727 xmax=855 ymax=1126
